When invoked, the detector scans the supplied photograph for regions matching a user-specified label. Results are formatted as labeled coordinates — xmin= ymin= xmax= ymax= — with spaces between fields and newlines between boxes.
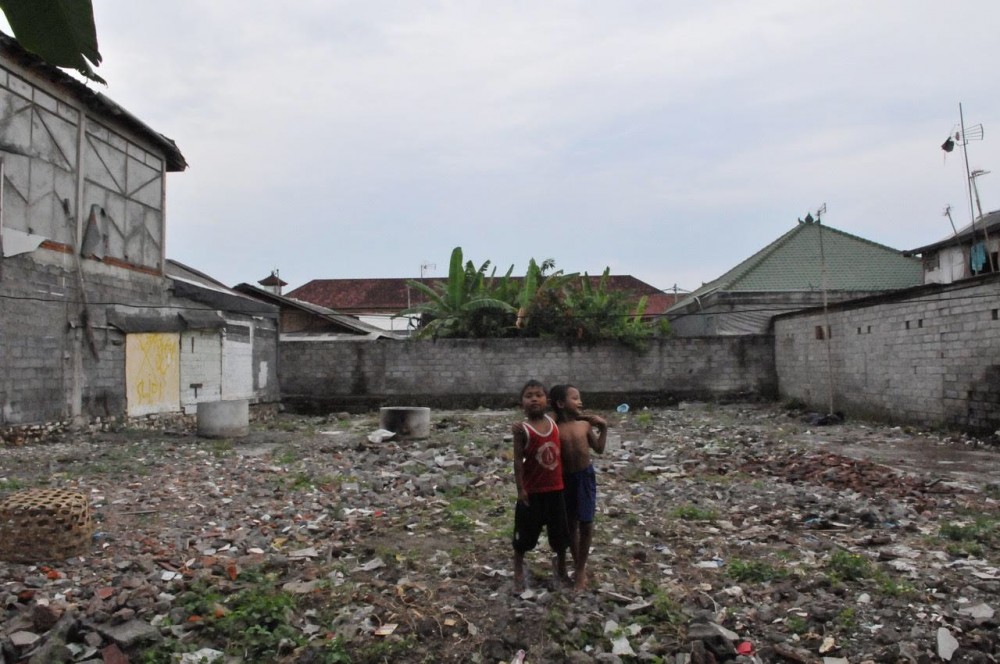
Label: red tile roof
xmin=287 ymin=276 xmax=678 ymax=315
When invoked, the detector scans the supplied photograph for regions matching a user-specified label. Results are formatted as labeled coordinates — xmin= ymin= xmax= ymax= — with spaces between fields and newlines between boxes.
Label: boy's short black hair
xmin=519 ymin=379 xmax=547 ymax=398
xmin=548 ymin=383 xmax=575 ymax=419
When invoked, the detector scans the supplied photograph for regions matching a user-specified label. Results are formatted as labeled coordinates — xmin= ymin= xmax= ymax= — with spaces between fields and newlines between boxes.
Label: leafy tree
xmin=515 ymin=257 xmax=577 ymax=330
xmin=520 ymin=269 xmax=655 ymax=347
xmin=402 ymin=247 xmax=516 ymax=338
xmin=0 ymin=0 xmax=104 ymax=83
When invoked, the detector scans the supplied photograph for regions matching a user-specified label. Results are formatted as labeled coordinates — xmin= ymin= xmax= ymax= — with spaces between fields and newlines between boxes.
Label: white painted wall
xmin=222 ymin=323 xmax=253 ymax=399
xmin=180 ymin=330 xmax=222 ymax=414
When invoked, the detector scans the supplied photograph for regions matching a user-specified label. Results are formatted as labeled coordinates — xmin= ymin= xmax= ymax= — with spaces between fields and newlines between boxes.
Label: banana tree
xmin=515 ymin=258 xmax=577 ymax=330
xmin=402 ymin=246 xmax=516 ymax=338
xmin=0 ymin=0 xmax=105 ymax=83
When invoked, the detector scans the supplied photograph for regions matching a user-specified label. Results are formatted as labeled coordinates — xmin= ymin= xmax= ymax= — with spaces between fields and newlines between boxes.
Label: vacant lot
xmin=1 ymin=402 xmax=998 ymax=663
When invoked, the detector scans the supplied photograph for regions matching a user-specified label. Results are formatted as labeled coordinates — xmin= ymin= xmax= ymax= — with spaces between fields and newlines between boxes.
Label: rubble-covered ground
xmin=1 ymin=401 xmax=999 ymax=664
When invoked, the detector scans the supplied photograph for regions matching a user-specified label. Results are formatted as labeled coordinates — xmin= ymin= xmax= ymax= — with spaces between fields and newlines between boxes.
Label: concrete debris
xmin=0 ymin=401 xmax=998 ymax=662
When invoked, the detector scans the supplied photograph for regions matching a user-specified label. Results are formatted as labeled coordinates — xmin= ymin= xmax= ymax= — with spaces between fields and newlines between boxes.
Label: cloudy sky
xmin=16 ymin=1 xmax=1000 ymax=294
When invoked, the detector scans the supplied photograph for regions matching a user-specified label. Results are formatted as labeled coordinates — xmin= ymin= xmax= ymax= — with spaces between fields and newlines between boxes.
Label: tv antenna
xmin=419 ymin=261 xmax=436 ymax=278
xmin=943 ymin=205 xmax=959 ymax=237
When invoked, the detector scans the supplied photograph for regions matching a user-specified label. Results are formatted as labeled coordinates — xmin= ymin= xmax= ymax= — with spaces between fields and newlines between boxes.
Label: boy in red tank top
xmin=511 ymin=380 xmax=570 ymax=592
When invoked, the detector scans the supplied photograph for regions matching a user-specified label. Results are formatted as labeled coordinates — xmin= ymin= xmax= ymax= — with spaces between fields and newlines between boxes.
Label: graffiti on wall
xmin=126 ymin=333 xmax=180 ymax=416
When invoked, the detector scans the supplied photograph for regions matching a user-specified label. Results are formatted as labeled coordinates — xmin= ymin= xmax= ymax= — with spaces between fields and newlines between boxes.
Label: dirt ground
xmin=1 ymin=401 xmax=999 ymax=663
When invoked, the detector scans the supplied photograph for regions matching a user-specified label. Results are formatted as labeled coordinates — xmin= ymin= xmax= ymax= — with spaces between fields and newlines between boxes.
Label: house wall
xmin=0 ymin=253 xmax=169 ymax=424
xmin=0 ymin=57 xmax=280 ymax=432
xmin=278 ymin=336 xmax=777 ymax=411
xmin=0 ymin=252 xmax=281 ymax=428
xmin=669 ymin=291 xmax=893 ymax=336
xmin=180 ymin=330 xmax=223 ymax=414
xmin=774 ymin=274 xmax=1000 ymax=432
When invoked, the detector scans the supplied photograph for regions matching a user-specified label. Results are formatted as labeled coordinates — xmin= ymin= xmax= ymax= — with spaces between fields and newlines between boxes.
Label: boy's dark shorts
xmin=512 ymin=489 xmax=570 ymax=553
xmin=564 ymin=464 xmax=597 ymax=523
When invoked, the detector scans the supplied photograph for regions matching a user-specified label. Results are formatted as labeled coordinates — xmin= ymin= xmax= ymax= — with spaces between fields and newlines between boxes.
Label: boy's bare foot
xmin=553 ymin=554 xmax=571 ymax=585
xmin=513 ymin=575 xmax=525 ymax=594
xmin=573 ymin=570 xmax=588 ymax=591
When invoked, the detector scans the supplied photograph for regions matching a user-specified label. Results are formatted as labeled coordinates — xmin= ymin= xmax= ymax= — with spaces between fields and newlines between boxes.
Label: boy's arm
xmin=511 ymin=423 xmax=529 ymax=505
xmin=584 ymin=415 xmax=608 ymax=454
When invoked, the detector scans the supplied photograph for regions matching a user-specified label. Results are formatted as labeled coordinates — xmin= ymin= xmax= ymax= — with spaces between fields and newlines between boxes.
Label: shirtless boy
xmin=549 ymin=384 xmax=608 ymax=590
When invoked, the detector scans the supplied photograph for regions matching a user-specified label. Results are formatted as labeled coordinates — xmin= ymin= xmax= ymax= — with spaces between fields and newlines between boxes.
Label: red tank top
xmin=520 ymin=415 xmax=563 ymax=493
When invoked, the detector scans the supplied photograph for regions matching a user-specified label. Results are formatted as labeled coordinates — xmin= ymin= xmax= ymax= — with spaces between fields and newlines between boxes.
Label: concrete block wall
xmin=774 ymin=275 xmax=1000 ymax=432
xmin=1 ymin=253 xmax=281 ymax=427
xmin=1 ymin=253 xmax=167 ymax=425
xmin=278 ymin=336 xmax=777 ymax=411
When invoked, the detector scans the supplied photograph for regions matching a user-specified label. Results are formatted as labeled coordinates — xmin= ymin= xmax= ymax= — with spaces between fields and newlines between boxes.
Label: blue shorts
xmin=564 ymin=465 xmax=597 ymax=523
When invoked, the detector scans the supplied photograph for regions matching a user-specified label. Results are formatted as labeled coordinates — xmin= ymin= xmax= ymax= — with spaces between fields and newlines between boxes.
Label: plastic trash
xmin=367 ymin=428 xmax=396 ymax=443
xmin=616 ymin=404 xmax=630 ymax=413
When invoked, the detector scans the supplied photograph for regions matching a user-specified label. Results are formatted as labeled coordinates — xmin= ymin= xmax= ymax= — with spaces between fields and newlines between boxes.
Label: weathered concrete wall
xmin=0 ymin=253 xmax=280 ymax=428
xmin=0 ymin=253 xmax=167 ymax=424
xmin=774 ymin=274 xmax=1000 ymax=432
xmin=279 ymin=336 xmax=777 ymax=412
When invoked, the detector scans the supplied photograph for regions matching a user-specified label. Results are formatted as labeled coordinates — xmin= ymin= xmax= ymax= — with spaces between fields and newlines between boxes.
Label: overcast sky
xmin=13 ymin=2 xmax=1000 ymax=294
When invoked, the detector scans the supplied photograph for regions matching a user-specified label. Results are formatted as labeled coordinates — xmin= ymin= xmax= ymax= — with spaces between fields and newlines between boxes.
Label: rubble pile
xmin=0 ymin=403 xmax=998 ymax=663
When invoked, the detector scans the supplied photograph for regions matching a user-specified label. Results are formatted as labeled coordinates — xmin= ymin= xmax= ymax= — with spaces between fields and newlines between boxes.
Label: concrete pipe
xmin=378 ymin=406 xmax=431 ymax=439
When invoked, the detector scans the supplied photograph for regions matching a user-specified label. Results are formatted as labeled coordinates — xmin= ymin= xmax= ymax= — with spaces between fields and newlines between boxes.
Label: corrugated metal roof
xmin=906 ymin=209 xmax=1000 ymax=255
xmin=669 ymin=221 xmax=922 ymax=312
xmin=233 ymin=283 xmax=403 ymax=339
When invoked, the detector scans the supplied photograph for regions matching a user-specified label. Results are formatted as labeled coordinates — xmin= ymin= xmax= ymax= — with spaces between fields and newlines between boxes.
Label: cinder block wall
xmin=0 ymin=254 xmax=167 ymax=424
xmin=278 ymin=336 xmax=777 ymax=411
xmin=774 ymin=275 xmax=1000 ymax=432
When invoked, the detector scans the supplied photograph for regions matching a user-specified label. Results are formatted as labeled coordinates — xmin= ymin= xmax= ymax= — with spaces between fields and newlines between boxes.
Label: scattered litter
xmin=374 ymin=623 xmax=398 ymax=636
xmin=616 ymin=404 xmax=630 ymax=413
xmin=352 ymin=557 xmax=386 ymax=572
xmin=695 ymin=558 xmax=724 ymax=569
xmin=367 ymin=429 xmax=396 ymax=443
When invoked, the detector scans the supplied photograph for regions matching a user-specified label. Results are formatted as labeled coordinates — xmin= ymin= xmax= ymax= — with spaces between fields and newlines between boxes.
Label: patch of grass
xmin=727 ymin=558 xmax=789 ymax=583
xmin=670 ymin=503 xmax=718 ymax=522
xmin=445 ymin=496 xmax=481 ymax=532
xmin=785 ymin=615 xmax=808 ymax=634
xmin=289 ymin=473 xmax=315 ymax=490
xmin=940 ymin=518 xmax=997 ymax=543
xmin=358 ymin=634 xmax=418 ymax=662
xmin=273 ymin=447 xmax=300 ymax=465
xmin=0 ymin=478 xmax=26 ymax=493
xmin=210 ymin=439 xmax=234 ymax=457
xmin=826 ymin=550 xmax=872 ymax=582
xmin=635 ymin=411 xmax=653 ymax=428
xmin=873 ymin=570 xmax=917 ymax=598
xmin=835 ymin=606 xmax=857 ymax=630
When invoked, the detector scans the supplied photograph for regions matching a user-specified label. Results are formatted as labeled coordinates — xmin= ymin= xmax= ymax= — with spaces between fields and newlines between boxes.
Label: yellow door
xmin=125 ymin=332 xmax=180 ymax=416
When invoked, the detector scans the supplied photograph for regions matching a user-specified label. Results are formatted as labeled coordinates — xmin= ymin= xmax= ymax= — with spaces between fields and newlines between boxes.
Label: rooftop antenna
xmin=970 ymin=169 xmax=991 ymax=221
xmin=813 ymin=202 xmax=835 ymax=416
xmin=943 ymin=205 xmax=959 ymax=237
xmin=942 ymin=103 xmax=990 ymax=271
xmin=419 ymin=261 xmax=436 ymax=279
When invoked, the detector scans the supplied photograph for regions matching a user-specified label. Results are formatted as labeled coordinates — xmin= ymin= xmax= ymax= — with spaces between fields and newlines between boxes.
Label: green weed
xmin=835 ymin=606 xmax=857 ymax=630
xmin=826 ymin=550 xmax=872 ymax=582
xmin=786 ymin=615 xmax=808 ymax=634
xmin=670 ymin=503 xmax=718 ymax=522
xmin=727 ymin=558 xmax=788 ymax=583
xmin=210 ymin=439 xmax=234 ymax=457
xmin=0 ymin=478 xmax=26 ymax=493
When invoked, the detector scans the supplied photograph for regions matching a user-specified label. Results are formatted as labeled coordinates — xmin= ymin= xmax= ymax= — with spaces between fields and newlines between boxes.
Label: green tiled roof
xmin=669 ymin=221 xmax=922 ymax=311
